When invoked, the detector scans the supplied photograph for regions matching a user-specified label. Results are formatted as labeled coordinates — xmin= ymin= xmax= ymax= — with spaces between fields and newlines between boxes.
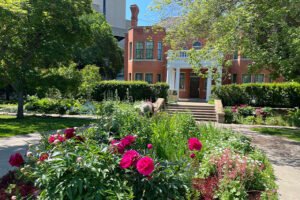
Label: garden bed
xmin=1 ymin=101 xmax=278 ymax=199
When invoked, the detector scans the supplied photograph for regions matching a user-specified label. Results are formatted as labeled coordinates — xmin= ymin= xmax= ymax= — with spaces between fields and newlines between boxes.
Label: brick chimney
xmin=130 ymin=4 xmax=139 ymax=28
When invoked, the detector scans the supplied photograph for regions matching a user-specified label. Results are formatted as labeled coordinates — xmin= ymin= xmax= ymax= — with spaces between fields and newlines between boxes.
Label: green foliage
xmin=32 ymin=136 xmax=134 ymax=199
xmin=150 ymin=113 xmax=199 ymax=161
xmin=153 ymin=0 xmax=300 ymax=80
xmin=78 ymin=65 xmax=102 ymax=99
xmin=24 ymin=96 xmax=99 ymax=115
xmin=213 ymin=82 xmax=300 ymax=107
xmin=74 ymin=12 xmax=123 ymax=79
xmin=287 ymin=108 xmax=300 ymax=127
xmin=252 ymin=127 xmax=300 ymax=142
xmin=93 ymin=81 xmax=169 ymax=101
xmin=238 ymin=106 xmax=255 ymax=117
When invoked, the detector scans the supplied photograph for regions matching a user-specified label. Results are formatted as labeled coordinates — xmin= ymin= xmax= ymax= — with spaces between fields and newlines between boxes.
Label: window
xmin=233 ymin=51 xmax=238 ymax=59
xmin=135 ymin=73 xmax=143 ymax=81
xmin=129 ymin=42 xmax=132 ymax=60
xmin=145 ymin=41 xmax=154 ymax=59
xmin=157 ymin=74 xmax=161 ymax=82
xmin=254 ymin=74 xmax=264 ymax=83
xmin=179 ymin=73 xmax=185 ymax=89
xmin=135 ymin=42 xmax=144 ymax=59
xmin=192 ymin=41 xmax=202 ymax=50
xmin=157 ymin=42 xmax=163 ymax=60
xmin=232 ymin=74 xmax=237 ymax=83
xmin=242 ymin=74 xmax=251 ymax=83
xmin=145 ymin=73 xmax=153 ymax=83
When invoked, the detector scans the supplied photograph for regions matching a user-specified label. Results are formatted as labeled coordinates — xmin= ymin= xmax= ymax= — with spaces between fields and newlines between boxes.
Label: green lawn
xmin=251 ymin=127 xmax=300 ymax=142
xmin=0 ymin=115 xmax=97 ymax=137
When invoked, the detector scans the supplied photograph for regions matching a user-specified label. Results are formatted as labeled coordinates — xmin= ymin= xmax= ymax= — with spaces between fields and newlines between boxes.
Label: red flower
xmin=147 ymin=144 xmax=153 ymax=149
xmin=48 ymin=134 xmax=65 ymax=144
xmin=9 ymin=153 xmax=24 ymax=167
xmin=190 ymin=153 xmax=196 ymax=159
xmin=120 ymin=150 xmax=140 ymax=169
xmin=188 ymin=138 xmax=202 ymax=151
xmin=136 ymin=156 xmax=155 ymax=176
xmin=39 ymin=153 xmax=49 ymax=161
xmin=120 ymin=135 xmax=136 ymax=147
xmin=111 ymin=140 xmax=125 ymax=154
xmin=64 ymin=128 xmax=75 ymax=139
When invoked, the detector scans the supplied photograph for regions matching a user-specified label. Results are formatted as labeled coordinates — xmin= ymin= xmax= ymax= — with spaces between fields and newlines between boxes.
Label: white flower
xmin=26 ymin=151 xmax=33 ymax=157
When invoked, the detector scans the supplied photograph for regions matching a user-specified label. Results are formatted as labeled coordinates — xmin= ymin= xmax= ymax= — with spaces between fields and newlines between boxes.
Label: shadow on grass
xmin=252 ymin=127 xmax=300 ymax=142
xmin=0 ymin=115 xmax=97 ymax=137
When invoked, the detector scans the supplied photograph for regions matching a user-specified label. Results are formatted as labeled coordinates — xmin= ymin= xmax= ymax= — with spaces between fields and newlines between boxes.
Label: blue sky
xmin=126 ymin=0 xmax=158 ymax=26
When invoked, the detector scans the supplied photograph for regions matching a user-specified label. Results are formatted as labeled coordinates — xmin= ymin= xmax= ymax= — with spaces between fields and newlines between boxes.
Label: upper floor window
xmin=192 ymin=41 xmax=202 ymax=50
xmin=242 ymin=74 xmax=251 ymax=83
xmin=254 ymin=74 xmax=264 ymax=83
xmin=157 ymin=42 xmax=163 ymax=60
xmin=129 ymin=42 xmax=133 ymax=60
xmin=135 ymin=42 xmax=144 ymax=59
xmin=145 ymin=41 xmax=154 ymax=59
xmin=233 ymin=51 xmax=238 ymax=59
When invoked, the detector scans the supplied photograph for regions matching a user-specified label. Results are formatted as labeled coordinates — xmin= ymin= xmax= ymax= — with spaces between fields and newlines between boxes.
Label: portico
xmin=166 ymin=50 xmax=222 ymax=101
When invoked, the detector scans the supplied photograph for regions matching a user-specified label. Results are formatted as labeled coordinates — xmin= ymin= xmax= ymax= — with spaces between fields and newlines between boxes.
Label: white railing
xmin=167 ymin=50 xmax=220 ymax=69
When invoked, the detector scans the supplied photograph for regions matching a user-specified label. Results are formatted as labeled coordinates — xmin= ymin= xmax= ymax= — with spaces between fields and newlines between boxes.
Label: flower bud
xmin=76 ymin=157 xmax=83 ymax=163
xmin=26 ymin=151 xmax=33 ymax=157
xmin=11 ymin=196 xmax=17 ymax=200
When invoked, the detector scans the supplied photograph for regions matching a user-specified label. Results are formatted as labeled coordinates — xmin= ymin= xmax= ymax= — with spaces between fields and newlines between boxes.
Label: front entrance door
xmin=190 ymin=77 xmax=200 ymax=98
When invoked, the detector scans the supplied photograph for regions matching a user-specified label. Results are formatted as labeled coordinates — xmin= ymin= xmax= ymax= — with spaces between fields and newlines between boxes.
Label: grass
xmin=251 ymin=127 xmax=300 ymax=142
xmin=0 ymin=115 xmax=97 ymax=137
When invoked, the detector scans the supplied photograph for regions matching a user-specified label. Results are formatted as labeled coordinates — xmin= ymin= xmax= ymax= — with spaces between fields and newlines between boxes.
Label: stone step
xmin=167 ymin=111 xmax=216 ymax=117
xmin=168 ymin=105 xmax=215 ymax=109
xmin=167 ymin=109 xmax=216 ymax=113
xmin=194 ymin=118 xmax=217 ymax=122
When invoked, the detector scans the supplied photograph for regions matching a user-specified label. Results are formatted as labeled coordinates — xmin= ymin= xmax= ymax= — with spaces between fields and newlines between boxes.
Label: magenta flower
xmin=190 ymin=153 xmax=196 ymax=159
xmin=120 ymin=150 xmax=140 ymax=169
xmin=64 ymin=128 xmax=75 ymax=139
xmin=147 ymin=144 xmax=153 ymax=149
xmin=9 ymin=153 xmax=24 ymax=167
xmin=136 ymin=156 xmax=155 ymax=176
xmin=188 ymin=138 xmax=202 ymax=151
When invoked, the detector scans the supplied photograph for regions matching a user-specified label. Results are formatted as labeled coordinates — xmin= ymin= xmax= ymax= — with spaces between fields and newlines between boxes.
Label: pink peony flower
xmin=64 ymin=128 xmax=75 ymax=139
xmin=120 ymin=150 xmax=140 ymax=169
xmin=9 ymin=153 xmax=24 ymax=167
xmin=48 ymin=134 xmax=65 ymax=144
xmin=111 ymin=140 xmax=125 ymax=154
xmin=136 ymin=156 xmax=155 ymax=176
xmin=190 ymin=153 xmax=196 ymax=159
xmin=147 ymin=144 xmax=153 ymax=149
xmin=188 ymin=138 xmax=202 ymax=151
xmin=120 ymin=135 xmax=136 ymax=147
xmin=39 ymin=153 xmax=49 ymax=161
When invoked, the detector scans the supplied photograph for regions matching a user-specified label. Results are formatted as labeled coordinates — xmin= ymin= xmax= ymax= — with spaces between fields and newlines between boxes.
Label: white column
xmin=206 ymin=70 xmax=212 ymax=102
xmin=175 ymin=67 xmax=180 ymax=97
xmin=170 ymin=68 xmax=175 ymax=90
xmin=166 ymin=67 xmax=171 ymax=86
xmin=217 ymin=66 xmax=222 ymax=86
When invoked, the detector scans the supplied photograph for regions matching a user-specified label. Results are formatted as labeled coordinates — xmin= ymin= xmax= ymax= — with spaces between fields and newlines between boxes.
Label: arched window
xmin=192 ymin=41 xmax=202 ymax=50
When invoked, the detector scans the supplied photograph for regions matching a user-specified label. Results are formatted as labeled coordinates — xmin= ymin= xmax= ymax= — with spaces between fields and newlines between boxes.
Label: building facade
xmin=92 ymin=0 xmax=127 ymax=41
xmin=125 ymin=5 xmax=283 ymax=101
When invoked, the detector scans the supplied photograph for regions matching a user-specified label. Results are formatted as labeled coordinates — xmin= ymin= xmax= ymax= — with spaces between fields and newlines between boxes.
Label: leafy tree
xmin=74 ymin=13 xmax=123 ymax=79
xmin=153 ymin=0 xmax=300 ymax=81
xmin=0 ymin=0 xmax=94 ymax=118
xmin=78 ymin=65 xmax=102 ymax=100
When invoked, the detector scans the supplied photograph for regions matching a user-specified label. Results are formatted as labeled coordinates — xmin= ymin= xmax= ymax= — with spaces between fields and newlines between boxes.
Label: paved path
xmin=0 ymin=133 xmax=41 ymax=176
xmin=217 ymin=124 xmax=300 ymax=200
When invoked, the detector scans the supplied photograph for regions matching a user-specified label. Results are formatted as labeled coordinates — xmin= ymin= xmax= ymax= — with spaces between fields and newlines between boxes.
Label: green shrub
xmin=92 ymin=81 xmax=169 ymax=102
xmin=213 ymin=82 xmax=300 ymax=107
xmin=287 ymin=108 xmax=300 ymax=127
xmin=238 ymin=106 xmax=255 ymax=117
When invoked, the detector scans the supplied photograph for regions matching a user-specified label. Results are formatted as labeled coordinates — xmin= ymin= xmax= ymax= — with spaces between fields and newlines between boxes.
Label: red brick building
xmin=124 ymin=5 xmax=282 ymax=101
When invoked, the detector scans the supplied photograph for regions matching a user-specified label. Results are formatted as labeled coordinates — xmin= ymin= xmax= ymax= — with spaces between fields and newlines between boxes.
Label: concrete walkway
xmin=216 ymin=124 xmax=300 ymax=200
xmin=0 ymin=133 xmax=41 ymax=176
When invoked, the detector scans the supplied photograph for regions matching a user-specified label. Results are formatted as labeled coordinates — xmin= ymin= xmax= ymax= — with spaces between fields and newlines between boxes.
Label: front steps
xmin=166 ymin=102 xmax=217 ymax=122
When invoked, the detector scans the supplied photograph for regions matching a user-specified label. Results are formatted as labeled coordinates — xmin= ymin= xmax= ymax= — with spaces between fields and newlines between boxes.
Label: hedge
xmin=92 ymin=81 xmax=169 ymax=101
xmin=212 ymin=82 xmax=300 ymax=108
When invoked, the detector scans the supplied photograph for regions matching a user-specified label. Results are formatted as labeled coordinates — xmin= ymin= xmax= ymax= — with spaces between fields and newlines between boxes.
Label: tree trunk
xmin=5 ymin=87 xmax=10 ymax=101
xmin=17 ymin=90 xmax=24 ymax=119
